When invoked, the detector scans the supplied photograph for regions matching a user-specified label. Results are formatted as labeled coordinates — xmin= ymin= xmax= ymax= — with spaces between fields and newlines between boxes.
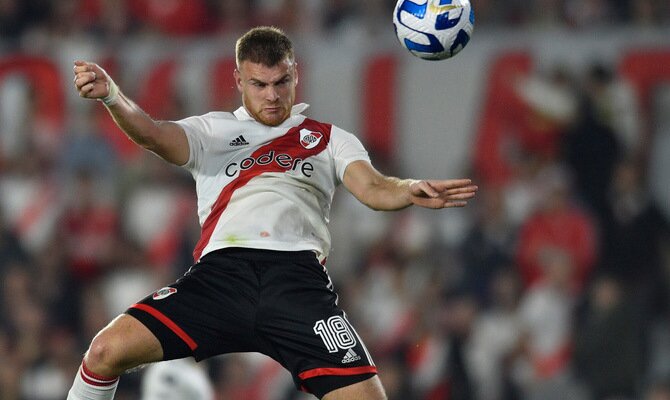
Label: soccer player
xmin=68 ymin=26 xmax=477 ymax=400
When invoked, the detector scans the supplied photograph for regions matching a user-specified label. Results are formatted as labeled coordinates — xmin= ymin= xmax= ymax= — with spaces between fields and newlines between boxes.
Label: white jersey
xmin=176 ymin=103 xmax=370 ymax=262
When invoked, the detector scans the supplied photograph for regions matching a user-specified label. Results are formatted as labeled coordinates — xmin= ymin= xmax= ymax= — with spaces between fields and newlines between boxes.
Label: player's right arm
xmin=73 ymin=60 xmax=189 ymax=166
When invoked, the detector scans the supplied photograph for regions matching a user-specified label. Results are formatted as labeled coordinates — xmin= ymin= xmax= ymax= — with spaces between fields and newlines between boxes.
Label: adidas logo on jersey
xmin=341 ymin=349 xmax=361 ymax=364
xmin=229 ymin=135 xmax=249 ymax=146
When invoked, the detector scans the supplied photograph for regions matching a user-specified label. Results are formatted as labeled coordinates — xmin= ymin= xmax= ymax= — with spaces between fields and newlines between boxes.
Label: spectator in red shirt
xmin=60 ymin=169 xmax=118 ymax=282
xmin=128 ymin=0 xmax=215 ymax=36
xmin=516 ymin=165 xmax=597 ymax=292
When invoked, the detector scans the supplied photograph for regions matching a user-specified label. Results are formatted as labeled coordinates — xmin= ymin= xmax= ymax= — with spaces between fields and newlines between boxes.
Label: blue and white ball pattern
xmin=393 ymin=0 xmax=475 ymax=61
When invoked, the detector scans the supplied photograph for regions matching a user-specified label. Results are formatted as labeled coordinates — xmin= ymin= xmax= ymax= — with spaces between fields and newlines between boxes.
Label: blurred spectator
xmin=33 ymin=238 xmax=80 ymax=329
xmin=469 ymin=268 xmax=523 ymax=400
xmin=442 ymin=292 xmax=479 ymax=400
xmin=253 ymin=0 xmax=308 ymax=35
xmin=322 ymin=0 xmax=358 ymax=33
xmin=77 ymin=0 xmax=133 ymax=41
xmin=1 ymin=261 xmax=55 ymax=399
xmin=1 ymin=260 xmax=32 ymax=329
xmin=528 ymin=0 xmax=564 ymax=27
xmin=501 ymin=158 xmax=545 ymax=227
xmin=402 ymin=290 xmax=480 ymax=400
xmin=20 ymin=327 xmax=80 ymax=400
xmin=649 ymin=85 xmax=670 ymax=234
xmin=562 ymin=87 xmax=622 ymax=218
xmin=211 ymin=0 xmax=254 ymax=35
xmin=515 ymin=165 xmax=598 ymax=292
xmin=584 ymin=63 xmax=642 ymax=160
xmin=59 ymin=108 xmax=119 ymax=184
xmin=647 ymin=316 xmax=670 ymax=392
xmin=563 ymin=63 xmax=640 ymax=220
xmin=574 ymin=275 xmax=643 ymax=400
xmin=513 ymin=247 xmax=584 ymax=400
xmin=44 ymin=0 xmax=85 ymax=38
xmin=78 ymin=282 xmax=112 ymax=348
xmin=127 ymin=0 xmax=215 ymax=37
xmin=0 ymin=207 xmax=27 ymax=268
xmin=0 ymin=327 xmax=20 ymax=399
xmin=470 ymin=0 xmax=527 ymax=27
xmin=348 ymin=239 xmax=416 ymax=354
xmin=59 ymin=169 xmax=118 ymax=283
xmin=0 ymin=75 xmax=31 ymax=163
xmin=599 ymin=160 xmax=670 ymax=321
xmin=401 ymin=301 xmax=448 ymax=399
xmin=0 ymin=0 xmax=50 ymax=45
xmin=460 ymin=187 xmax=516 ymax=304
xmin=376 ymin=356 xmax=413 ymax=400
xmin=629 ymin=0 xmax=670 ymax=26
xmin=0 ymin=0 xmax=26 ymax=41
xmin=357 ymin=0 xmax=394 ymax=35
xmin=564 ymin=0 xmax=613 ymax=28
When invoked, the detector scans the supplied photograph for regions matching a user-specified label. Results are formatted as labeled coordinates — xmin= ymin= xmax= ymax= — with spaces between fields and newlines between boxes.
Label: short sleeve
xmin=329 ymin=126 xmax=370 ymax=183
xmin=174 ymin=115 xmax=209 ymax=172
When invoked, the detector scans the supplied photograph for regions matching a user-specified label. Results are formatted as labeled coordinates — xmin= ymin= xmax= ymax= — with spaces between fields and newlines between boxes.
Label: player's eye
xmin=276 ymin=77 xmax=291 ymax=86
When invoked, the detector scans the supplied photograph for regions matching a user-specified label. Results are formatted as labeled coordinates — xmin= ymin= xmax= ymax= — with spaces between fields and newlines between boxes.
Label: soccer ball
xmin=393 ymin=0 xmax=474 ymax=61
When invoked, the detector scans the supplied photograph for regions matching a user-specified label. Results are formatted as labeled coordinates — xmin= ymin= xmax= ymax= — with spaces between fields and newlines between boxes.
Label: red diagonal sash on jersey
xmin=192 ymin=118 xmax=332 ymax=261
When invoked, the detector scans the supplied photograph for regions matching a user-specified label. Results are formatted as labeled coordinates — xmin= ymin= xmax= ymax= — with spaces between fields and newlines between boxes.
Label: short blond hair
xmin=235 ymin=26 xmax=294 ymax=68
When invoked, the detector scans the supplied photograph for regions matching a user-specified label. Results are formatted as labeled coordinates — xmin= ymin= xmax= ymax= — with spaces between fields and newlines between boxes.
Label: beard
xmin=242 ymin=90 xmax=294 ymax=126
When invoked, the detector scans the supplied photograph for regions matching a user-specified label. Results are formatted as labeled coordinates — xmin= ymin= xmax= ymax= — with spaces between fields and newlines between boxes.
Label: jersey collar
xmin=233 ymin=103 xmax=310 ymax=122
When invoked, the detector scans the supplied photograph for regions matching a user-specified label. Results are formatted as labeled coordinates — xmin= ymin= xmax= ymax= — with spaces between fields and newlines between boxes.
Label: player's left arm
xmin=342 ymin=160 xmax=477 ymax=211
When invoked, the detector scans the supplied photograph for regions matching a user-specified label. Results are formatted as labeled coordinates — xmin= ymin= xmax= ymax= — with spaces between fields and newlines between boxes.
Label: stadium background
xmin=1 ymin=0 xmax=670 ymax=399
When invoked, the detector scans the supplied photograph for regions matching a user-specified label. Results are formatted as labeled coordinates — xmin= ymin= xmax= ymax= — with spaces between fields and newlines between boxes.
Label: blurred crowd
xmin=1 ymin=1 xmax=670 ymax=400
xmin=0 ymin=0 xmax=669 ymax=49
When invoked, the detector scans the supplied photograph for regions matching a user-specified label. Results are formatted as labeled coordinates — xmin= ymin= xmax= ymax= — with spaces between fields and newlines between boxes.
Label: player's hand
xmin=73 ymin=60 xmax=114 ymax=100
xmin=409 ymin=179 xmax=477 ymax=209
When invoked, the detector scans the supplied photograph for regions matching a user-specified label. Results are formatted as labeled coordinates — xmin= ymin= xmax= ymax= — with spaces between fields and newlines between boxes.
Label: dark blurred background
xmin=1 ymin=0 xmax=670 ymax=399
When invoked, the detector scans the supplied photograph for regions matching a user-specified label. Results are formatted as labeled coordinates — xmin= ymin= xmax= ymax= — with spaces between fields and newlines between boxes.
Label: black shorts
xmin=125 ymin=248 xmax=376 ymax=398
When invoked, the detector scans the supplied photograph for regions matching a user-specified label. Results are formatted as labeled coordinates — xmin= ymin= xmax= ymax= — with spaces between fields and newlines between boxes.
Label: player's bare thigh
xmin=322 ymin=376 xmax=387 ymax=400
xmin=84 ymin=314 xmax=164 ymax=377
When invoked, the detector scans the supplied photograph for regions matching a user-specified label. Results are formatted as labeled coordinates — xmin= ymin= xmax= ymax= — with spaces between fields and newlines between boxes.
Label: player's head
xmin=234 ymin=26 xmax=298 ymax=127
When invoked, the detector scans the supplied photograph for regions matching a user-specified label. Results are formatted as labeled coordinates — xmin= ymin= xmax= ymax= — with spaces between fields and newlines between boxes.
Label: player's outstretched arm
xmin=342 ymin=160 xmax=477 ymax=211
xmin=73 ymin=60 xmax=189 ymax=166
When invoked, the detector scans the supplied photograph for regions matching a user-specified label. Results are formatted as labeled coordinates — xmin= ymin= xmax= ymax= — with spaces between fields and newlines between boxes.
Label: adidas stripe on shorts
xmin=125 ymin=248 xmax=377 ymax=398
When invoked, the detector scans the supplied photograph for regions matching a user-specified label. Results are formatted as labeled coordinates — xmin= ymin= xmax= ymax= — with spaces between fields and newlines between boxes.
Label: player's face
xmin=234 ymin=58 xmax=298 ymax=127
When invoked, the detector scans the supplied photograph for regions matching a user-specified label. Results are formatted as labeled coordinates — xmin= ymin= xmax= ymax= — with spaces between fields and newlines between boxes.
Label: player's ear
xmin=293 ymin=62 xmax=299 ymax=87
xmin=233 ymin=68 xmax=243 ymax=92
